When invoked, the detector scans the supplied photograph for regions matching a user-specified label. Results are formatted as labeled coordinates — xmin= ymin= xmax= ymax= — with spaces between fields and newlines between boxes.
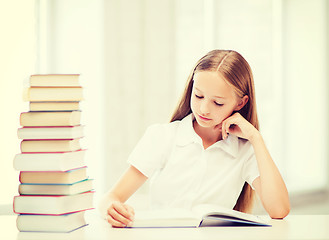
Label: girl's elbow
xmin=269 ymin=204 xmax=290 ymax=219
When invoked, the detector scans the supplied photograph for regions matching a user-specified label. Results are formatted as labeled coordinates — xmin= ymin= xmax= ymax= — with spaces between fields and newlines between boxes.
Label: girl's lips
xmin=198 ymin=115 xmax=211 ymax=121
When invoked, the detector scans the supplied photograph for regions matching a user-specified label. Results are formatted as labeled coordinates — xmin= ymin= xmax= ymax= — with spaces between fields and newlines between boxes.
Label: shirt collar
xmin=176 ymin=114 xmax=202 ymax=146
xmin=175 ymin=113 xmax=239 ymax=158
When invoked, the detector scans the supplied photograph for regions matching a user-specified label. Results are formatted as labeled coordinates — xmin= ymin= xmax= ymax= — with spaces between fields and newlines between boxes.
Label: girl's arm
xmin=222 ymin=113 xmax=290 ymax=219
xmin=249 ymin=133 xmax=290 ymax=219
xmin=98 ymin=165 xmax=148 ymax=227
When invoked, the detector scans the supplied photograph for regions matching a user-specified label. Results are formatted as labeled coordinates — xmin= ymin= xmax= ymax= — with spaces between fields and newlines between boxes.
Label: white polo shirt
xmin=128 ymin=114 xmax=260 ymax=210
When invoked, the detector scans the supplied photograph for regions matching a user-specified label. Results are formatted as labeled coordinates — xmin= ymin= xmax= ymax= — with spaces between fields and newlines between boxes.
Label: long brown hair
xmin=170 ymin=50 xmax=259 ymax=213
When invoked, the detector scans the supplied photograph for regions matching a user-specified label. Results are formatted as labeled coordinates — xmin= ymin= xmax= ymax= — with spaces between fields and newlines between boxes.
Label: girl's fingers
xmin=113 ymin=202 xmax=134 ymax=220
xmin=107 ymin=202 xmax=134 ymax=227
xmin=108 ymin=207 xmax=132 ymax=226
xmin=125 ymin=205 xmax=135 ymax=219
xmin=106 ymin=214 xmax=127 ymax=228
xmin=222 ymin=113 xmax=257 ymax=140
xmin=222 ymin=114 xmax=241 ymax=139
xmin=222 ymin=120 xmax=229 ymax=139
xmin=221 ymin=121 xmax=227 ymax=139
xmin=222 ymin=117 xmax=234 ymax=139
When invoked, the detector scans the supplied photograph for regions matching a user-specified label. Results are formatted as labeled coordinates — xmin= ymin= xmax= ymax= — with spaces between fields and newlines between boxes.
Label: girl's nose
xmin=200 ymin=101 xmax=210 ymax=115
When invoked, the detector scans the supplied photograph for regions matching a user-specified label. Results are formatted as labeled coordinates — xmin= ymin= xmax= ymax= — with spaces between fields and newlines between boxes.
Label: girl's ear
xmin=234 ymin=95 xmax=249 ymax=111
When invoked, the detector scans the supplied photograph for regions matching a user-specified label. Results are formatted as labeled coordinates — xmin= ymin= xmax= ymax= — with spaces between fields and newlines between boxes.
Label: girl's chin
xmin=196 ymin=119 xmax=221 ymax=129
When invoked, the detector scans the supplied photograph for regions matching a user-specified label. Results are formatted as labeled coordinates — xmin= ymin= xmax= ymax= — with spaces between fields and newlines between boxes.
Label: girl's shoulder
xmin=137 ymin=121 xmax=181 ymax=155
xmin=236 ymin=137 xmax=256 ymax=159
xmin=145 ymin=120 xmax=181 ymax=139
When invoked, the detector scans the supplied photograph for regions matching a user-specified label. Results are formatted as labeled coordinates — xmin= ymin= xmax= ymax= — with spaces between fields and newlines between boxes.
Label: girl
xmin=99 ymin=49 xmax=290 ymax=227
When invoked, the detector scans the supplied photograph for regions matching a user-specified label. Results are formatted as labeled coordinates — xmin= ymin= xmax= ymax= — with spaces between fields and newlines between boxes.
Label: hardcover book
xmin=20 ymin=111 xmax=81 ymax=127
xmin=13 ymin=149 xmax=86 ymax=171
xmin=16 ymin=211 xmax=87 ymax=232
xmin=19 ymin=179 xmax=93 ymax=195
xmin=13 ymin=191 xmax=94 ymax=215
xmin=23 ymin=87 xmax=83 ymax=102
xmin=30 ymin=101 xmax=80 ymax=111
xmin=20 ymin=139 xmax=81 ymax=153
xmin=19 ymin=167 xmax=88 ymax=184
xmin=17 ymin=125 xmax=84 ymax=140
xmin=29 ymin=74 xmax=80 ymax=87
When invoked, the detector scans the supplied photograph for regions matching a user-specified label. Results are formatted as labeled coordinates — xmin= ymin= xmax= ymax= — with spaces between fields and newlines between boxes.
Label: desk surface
xmin=2 ymin=212 xmax=329 ymax=240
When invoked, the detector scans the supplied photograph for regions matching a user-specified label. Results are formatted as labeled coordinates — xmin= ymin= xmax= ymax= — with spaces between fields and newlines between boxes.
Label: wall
xmin=0 ymin=0 xmax=35 ymax=206
xmin=36 ymin=0 xmax=105 ymax=201
xmin=7 ymin=0 xmax=327 ymax=209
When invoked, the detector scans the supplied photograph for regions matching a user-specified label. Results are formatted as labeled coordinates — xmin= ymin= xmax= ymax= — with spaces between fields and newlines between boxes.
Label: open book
xmin=128 ymin=204 xmax=271 ymax=228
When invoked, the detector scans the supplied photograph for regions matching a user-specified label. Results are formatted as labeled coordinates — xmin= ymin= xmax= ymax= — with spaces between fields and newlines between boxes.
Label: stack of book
xmin=13 ymin=74 xmax=94 ymax=233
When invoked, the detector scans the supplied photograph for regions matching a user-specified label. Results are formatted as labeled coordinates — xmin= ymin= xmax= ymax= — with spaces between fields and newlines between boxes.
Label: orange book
xmin=19 ymin=167 xmax=88 ymax=184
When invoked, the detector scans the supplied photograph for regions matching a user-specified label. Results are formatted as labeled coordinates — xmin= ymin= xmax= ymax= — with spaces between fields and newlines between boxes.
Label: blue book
xmin=18 ymin=179 xmax=93 ymax=195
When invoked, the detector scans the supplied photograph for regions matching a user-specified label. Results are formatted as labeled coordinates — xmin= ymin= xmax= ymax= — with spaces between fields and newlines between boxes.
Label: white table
xmin=2 ymin=212 xmax=329 ymax=240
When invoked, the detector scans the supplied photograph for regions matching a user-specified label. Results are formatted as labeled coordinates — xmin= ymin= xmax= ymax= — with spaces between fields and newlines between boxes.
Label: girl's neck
xmin=193 ymin=120 xmax=223 ymax=147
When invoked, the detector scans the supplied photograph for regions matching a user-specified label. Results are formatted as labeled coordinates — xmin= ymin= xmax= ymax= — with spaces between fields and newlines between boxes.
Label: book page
xmin=135 ymin=208 xmax=196 ymax=220
xmin=131 ymin=208 xmax=200 ymax=228
xmin=191 ymin=204 xmax=268 ymax=224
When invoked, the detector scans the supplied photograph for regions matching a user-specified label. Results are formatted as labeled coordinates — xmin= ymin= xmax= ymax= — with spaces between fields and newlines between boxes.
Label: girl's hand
xmin=106 ymin=201 xmax=135 ymax=228
xmin=221 ymin=112 xmax=259 ymax=142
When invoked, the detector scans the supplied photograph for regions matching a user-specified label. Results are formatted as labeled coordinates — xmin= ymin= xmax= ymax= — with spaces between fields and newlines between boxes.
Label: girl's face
xmin=190 ymin=71 xmax=244 ymax=129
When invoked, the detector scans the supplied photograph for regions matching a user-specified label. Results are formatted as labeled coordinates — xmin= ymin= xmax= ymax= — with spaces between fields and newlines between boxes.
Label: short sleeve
xmin=127 ymin=124 xmax=168 ymax=178
xmin=241 ymin=144 xmax=260 ymax=190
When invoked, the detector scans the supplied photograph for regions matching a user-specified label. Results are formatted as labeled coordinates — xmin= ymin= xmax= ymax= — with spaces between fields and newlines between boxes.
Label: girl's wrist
xmin=248 ymin=130 xmax=262 ymax=145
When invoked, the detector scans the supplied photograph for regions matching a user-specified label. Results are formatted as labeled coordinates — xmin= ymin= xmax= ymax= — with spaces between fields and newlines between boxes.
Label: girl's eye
xmin=195 ymin=94 xmax=203 ymax=99
xmin=215 ymin=102 xmax=224 ymax=106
